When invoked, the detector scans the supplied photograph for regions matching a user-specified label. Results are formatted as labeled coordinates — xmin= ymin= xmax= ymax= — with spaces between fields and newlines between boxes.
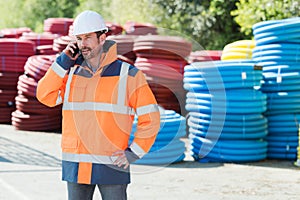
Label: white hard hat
xmin=72 ymin=10 xmax=108 ymax=36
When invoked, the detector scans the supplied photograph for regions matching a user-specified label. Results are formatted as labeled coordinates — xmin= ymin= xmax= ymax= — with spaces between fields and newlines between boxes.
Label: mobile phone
xmin=72 ymin=43 xmax=79 ymax=58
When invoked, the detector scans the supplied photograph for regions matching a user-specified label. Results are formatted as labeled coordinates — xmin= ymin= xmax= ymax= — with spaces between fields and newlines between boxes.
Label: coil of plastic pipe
xmin=0 ymin=38 xmax=35 ymax=124
xmin=20 ymin=32 xmax=59 ymax=46
xmin=43 ymin=18 xmax=73 ymax=36
xmin=11 ymin=109 xmax=62 ymax=131
xmin=133 ymin=63 xmax=186 ymax=114
xmin=105 ymin=22 xmax=124 ymax=36
xmin=15 ymin=94 xmax=61 ymax=116
xmin=134 ymin=35 xmax=192 ymax=59
xmin=20 ymin=32 xmax=59 ymax=54
xmin=133 ymin=35 xmax=192 ymax=115
xmin=14 ymin=74 xmax=62 ymax=117
xmin=147 ymin=83 xmax=181 ymax=111
xmin=252 ymin=17 xmax=300 ymax=45
xmin=0 ymin=27 xmax=32 ymax=38
xmin=23 ymin=55 xmax=56 ymax=81
xmin=53 ymin=35 xmax=74 ymax=52
xmin=0 ymin=107 xmax=15 ymax=123
xmin=185 ymin=60 xmax=268 ymax=163
xmin=189 ymin=50 xmax=222 ymax=63
xmin=130 ymin=109 xmax=186 ymax=165
xmin=0 ymin=72 xmax=20 ymax=90
xmin=17 ymin=74 xmax=38 ymax=97
xmin=0 ymin=38 xmax=35 ymax=56
xmin=0 ymin=56 xmax=29 ymax=73
xmin=267 ymin=135 xmax=298 ymax=160
xmin=117 ymin=55 xmax=135 ymax=65
xmin=184 ymin=61 xmax=263 ymax=90
xmin=36 ymin=45 xmax=59 ymax=55
xmin=135 ymin=59 xmax=185 ymax=80
xmin=124 ymin=21 xmax=157 ymax=35
xmin=221 ymin=40 xmax=255 ymax=60
xmin=107 ymin=34 xmax=137 ymax=62
xmin=190 ymin=136 xmax=267 ymax=162
xmin=12 ymin=54 xmax=62 ymax=131
xmin=265 ymin=114 xmax=299 ymax=160
xmin=135 ymin=57 xmax=188 ymax=75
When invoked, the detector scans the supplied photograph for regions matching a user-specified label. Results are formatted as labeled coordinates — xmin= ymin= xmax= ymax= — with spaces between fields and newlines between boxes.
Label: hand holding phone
xmin=71 ymin=43 xmax=79 ymax=58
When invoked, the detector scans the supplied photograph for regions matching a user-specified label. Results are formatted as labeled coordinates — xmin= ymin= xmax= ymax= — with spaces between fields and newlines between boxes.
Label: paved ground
xmin=0 ymin=124 xmax=299 ymax=200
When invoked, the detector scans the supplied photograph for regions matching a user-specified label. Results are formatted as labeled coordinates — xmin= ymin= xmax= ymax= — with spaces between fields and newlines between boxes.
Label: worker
xmin=36 ymin=10 xmax=160 ymax=200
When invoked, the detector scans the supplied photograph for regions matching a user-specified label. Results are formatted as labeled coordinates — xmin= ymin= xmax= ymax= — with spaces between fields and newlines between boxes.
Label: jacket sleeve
xmin=36 ymin=61 xmax=69 ymax=107
xmin=128 ymin=68 xmax=160 ymax=159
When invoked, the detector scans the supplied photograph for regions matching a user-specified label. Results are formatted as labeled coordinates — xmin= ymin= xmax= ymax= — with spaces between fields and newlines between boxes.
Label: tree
xmin=75 ymin=0 xmax=111 ymax=20
xmin=22 ymin=0 xmax=80 ymax=32
xmin=208 ymin=0 xmax=246 ymax=49
xmin=0 ymin=0 xmax=26 ymax=29
xmin=231 ymin=0 xmax=300 ymax=36
xmin=0 ymin=0 xmax=79 ymax=32
xmin=109 ymin=0 xmax=155 ymax=24
xmin=148 ymin=0 xmax=245 ymax=50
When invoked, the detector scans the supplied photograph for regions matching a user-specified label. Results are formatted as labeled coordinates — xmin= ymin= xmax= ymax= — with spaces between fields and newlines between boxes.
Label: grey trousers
xmin=67 ymin=182 xmax=128 ymax=200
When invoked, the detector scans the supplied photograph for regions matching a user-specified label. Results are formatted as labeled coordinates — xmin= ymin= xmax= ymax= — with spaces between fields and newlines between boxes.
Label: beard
xmin=81 ymin=41 xmax=102 ymax=60
xmin=81 ymin=47 xmax=96 ymax=60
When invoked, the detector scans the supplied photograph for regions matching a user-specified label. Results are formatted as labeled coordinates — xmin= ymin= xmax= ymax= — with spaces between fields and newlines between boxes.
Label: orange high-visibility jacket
xmin=36 ymin=40 xmax=160 ymax=184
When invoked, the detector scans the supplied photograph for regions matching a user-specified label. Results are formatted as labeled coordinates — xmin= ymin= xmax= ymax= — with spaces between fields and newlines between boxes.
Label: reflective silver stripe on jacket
xmin=117 ymin=62 xmax=130 ymax=105
xmin=63 ymin=66 xmax=77 ymax=104
xmin=136 ymin=104 xmax=159 ymax=116
xmin=130 ymin=142 xmax=146 ymax=158
xmin=62 ymin=152 xmax=118 ymax=164
xmin=51 ymin=62 xmax=68 ymax=78
xmin=63 ymin=102 xmax=135 ymax=115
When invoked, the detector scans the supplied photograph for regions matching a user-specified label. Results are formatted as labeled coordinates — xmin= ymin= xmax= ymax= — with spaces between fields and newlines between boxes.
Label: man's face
xmin=76 ymin=32 xmax=103 ymax=60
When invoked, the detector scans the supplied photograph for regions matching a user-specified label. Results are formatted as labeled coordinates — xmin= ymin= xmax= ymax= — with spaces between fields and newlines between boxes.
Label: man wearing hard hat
xmin=37 ymin=10 xmax=160 ymax=200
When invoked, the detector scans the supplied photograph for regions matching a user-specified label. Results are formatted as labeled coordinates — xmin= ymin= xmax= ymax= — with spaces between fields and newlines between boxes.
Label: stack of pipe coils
xmin=0 ymin=27 xmax=32 ymax=38
xmin=133 ymin=35 xmax=192 ymax=114
xmin=266 ymin=114 xmax=299 ymax=160
xmin=189 ymin=50 xmax=222 ymax=63
xmin=53 ymin=35 xmax=74 ymax=53
xmin=221 ymin=40 xmax=255 ymax=60
xmin=20 ymin=32 xmax=59 ymax=55
xmin=107 ymin=35 xmax=137 ymax=64
xmin=12 ymin=55 xmax=62 ymax=131
xmin=106 ymin=22 xmax=124 ymax=36
xmin=130 ymin=109 xmax=186 ymax=165
xmin=43 ymin=18 xmax=73 ymax=36
xmin=252 ymin=17 xmax=300 ymax=160
xmin=124 ymin=21 xmax=157 ymax=35
xmin=185 ymin=60 xmax=268 ymax=163
xmin=0 ymin=39 xmax=35 ymax=123
xmin=36 ymin=45 xmax=58 ymax=55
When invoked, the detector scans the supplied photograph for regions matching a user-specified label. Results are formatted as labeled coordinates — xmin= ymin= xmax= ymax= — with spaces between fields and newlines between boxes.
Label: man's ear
xmin=100 ymin=34 xmax=106 ymax=45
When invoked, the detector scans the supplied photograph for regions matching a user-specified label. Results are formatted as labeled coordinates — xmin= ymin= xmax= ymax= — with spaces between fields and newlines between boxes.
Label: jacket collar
xmin=99 ymin=40 xmax=118 ymax=69
xmin=75 ymin=40 xmax=118 ymax=76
